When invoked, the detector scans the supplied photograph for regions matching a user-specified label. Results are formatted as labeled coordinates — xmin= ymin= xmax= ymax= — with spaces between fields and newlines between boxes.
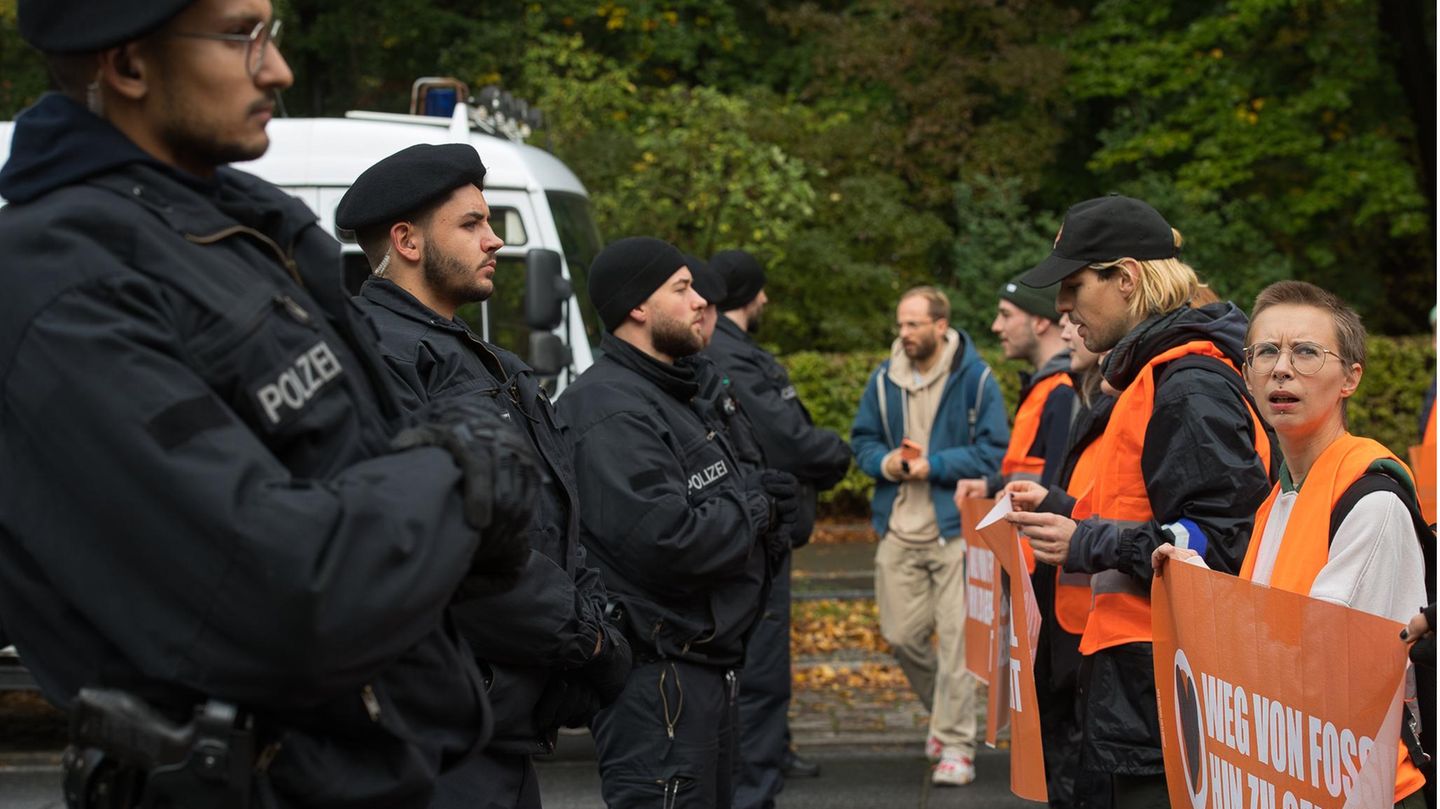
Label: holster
xmin=63 ymin=689 xmax=258 ymax=809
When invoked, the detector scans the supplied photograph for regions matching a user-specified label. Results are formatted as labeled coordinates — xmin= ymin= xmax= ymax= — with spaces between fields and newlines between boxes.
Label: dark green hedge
xmin=782 ymin=336 xmax=1436 ymax=518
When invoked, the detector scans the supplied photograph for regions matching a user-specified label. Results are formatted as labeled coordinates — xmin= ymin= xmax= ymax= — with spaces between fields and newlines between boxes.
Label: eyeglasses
xmin=171 ymin=19 xmax=282 ymax=77
xmin=895 ymin=319 xmax=936 ymax=333
xmin=1243 ymin=341 xmax=1344 ymax=376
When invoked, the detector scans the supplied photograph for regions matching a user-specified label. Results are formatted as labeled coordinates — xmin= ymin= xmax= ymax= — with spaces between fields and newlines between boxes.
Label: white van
xmin=0 ymin=98 xmax=605 ymax=391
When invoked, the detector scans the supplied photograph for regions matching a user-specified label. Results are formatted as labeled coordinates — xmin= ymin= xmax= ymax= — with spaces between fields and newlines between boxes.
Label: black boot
xmin=782 ymin=748 xmax=820 ymax=778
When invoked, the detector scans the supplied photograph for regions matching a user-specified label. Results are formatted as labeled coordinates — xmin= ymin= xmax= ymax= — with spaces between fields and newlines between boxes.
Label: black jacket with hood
xmin=704 ymin=317 xmax=852 ymax=545
xmin=1063 ymin=302 xmax=1274 ymax=582
xmin=557 ymin=334 xmax=773 ymax=667
xmin=0 ymin=94 xmax=502 ymax=807
xmin=1062 ymin=302 xmax=1274 ymax=775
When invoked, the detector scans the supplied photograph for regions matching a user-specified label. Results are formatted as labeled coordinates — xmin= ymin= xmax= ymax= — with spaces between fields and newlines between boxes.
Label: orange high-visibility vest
xmin=1413 ymin=403 xmax=1437 ymax=524
xmin=1001 ymin=371 xmax=1073 ymax=480
xmin=1073 ymin=341 xmax=1270 ymax=656
xmin=1054 ymin=432 xmax=1099 ymax=635
xmin=1006 ymin=371 xmax=1072 ymax=576
xmin=1240 ymin=434 xmax=1426 ymax=803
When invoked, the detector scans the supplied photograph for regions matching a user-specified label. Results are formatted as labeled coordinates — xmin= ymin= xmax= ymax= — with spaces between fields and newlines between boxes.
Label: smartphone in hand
xmin=900 ymin=437 xmax=922 ymax=461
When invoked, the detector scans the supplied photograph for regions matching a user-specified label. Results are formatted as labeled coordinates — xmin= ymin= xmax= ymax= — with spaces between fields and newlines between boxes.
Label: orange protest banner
xmin=973 ymin=497 xmax=1048 ymax=803
xmin=1408 ymin=443 xmax=1435 ymax=525
xmin=1153 ymin=560 xmax=1408 ymax=809
xmin=960 ymin=497 xmax=998 ymax=684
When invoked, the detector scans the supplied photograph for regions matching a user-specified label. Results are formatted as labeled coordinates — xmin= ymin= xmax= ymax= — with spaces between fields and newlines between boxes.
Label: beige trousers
xmin=874 ymin=534 xmax=978 ymax=756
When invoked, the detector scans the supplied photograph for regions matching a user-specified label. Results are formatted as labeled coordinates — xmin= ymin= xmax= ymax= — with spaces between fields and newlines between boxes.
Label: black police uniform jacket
xmin=557 ymin=334 xmax=772 ymax=666
xmin=0 ymin=94 xmax=495 ymax=808
xmin=354 ymin=277 xmax=620 ymax=754
xmin=704 ymin=317 xmax=852 ymax=544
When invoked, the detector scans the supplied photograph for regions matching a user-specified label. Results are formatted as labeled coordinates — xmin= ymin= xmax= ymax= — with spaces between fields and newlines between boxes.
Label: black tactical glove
xmin=582 ymin=618 xmax=634 ymax=706
xmin=391 ymin=399 xmax=541 ymax=587
xmin=753 ymin=469 xmax=799 ymax=564
xmin=535 ymin=675 xmax=603 ymax=730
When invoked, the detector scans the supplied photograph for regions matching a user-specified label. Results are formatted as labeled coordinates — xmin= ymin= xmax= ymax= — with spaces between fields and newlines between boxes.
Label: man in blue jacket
xmin=851 ymin=286 xmax=1008 ymax=787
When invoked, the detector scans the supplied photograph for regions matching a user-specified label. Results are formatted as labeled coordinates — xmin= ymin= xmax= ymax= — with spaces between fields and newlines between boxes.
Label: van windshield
xmin=546 ymin=191 xmax=604 ymax=349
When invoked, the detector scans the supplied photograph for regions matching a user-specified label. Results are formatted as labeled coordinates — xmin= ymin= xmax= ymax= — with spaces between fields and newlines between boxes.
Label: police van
xmin=0 ymin=79 xmax=604 ymax=388
xmin=0 ymin=80 xmax=605 ymax=690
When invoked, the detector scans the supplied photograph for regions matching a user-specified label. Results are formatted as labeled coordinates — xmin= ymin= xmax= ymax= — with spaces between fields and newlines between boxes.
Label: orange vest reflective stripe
xmin=1001 ymin=372 xmax=1073 ymax=480
xmin=1074 ymin=341 xmax=1270 ymax=656
xmin=1239 ymin=434 xmax=1426 ymax=802
xmin=1054 ymin=435 xmax=1099 ymax=635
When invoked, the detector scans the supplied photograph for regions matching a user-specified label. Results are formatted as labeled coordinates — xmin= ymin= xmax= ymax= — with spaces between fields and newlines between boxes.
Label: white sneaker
xmin=924 ymin=735 xmax=943 ymax=762
xmin=932 ymin=751 xmax=976 ymax=786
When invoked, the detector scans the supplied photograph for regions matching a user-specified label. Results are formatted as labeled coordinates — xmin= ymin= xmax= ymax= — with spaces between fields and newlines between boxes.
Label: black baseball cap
xmin=1020 ymin=195 xmax=1176 ymax=287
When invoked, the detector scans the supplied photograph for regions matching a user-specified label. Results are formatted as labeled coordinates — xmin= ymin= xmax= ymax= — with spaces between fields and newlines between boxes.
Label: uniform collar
xmin=359 ymin=276 xmax=470 ymax=334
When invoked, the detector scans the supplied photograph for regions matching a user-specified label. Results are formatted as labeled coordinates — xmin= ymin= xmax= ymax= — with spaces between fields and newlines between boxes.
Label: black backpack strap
xmin=1156 ymin=355 xmax=1281 ymax=485
xmin=1329 ymin=468 xmax=1437 ymax=770
xmin=1329 ymin=469 xmax=1436 ymax=603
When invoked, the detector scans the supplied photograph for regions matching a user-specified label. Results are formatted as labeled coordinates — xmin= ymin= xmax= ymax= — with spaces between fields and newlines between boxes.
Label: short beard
xmin=652 ymin=310 xmax=702 ymax=359
xmin=157 ymin=94 xmax=275 ymax=169
xmin=904 ymin=334 xmax=937 ymax=362
xmin=423 ymin=239 xmax=492 ymax=305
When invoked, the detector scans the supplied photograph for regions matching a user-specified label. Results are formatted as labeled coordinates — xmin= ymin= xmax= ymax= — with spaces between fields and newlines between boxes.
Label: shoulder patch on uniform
xmin=628 ymin=469 xmax=668 ymax=492
xmin=147 ymin=395 xmax=230 ymax=451
xmin=251 ymin=340 xmax=345 ymax=428
xmin=780 ymin=385 xmax=798 ymax=401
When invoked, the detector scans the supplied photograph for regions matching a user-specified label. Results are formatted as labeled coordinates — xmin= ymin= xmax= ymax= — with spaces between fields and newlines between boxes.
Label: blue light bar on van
xmin=423 ymin=87 xmax=458 ymax=118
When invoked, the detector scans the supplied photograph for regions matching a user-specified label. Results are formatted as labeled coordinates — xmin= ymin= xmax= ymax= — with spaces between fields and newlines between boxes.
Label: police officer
xmin=0 ymin=2 xmax=538 ymax=806
xmin=704 ymin=250 xmax=852 ymax=809
xmin=335 ymin=144 xmax=633 ymax=809
xmin=557 ymin=237 xmax=800 ymax=809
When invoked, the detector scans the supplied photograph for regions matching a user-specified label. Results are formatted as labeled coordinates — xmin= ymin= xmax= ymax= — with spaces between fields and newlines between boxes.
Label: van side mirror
xmin=524 ymin=249 xmax=571 ymax=331
xmin=528 ymin=332 xmax=571 ymax=377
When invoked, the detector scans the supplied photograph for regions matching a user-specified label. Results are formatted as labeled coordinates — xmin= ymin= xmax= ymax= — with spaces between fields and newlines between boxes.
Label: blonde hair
xmin=899 ymin=286 xmax=951 ymax=322
xmin=1190 ymin=282 xmax=1221 ymax=307
xmin=1092 ymin=228 xmax=1197 ymax=319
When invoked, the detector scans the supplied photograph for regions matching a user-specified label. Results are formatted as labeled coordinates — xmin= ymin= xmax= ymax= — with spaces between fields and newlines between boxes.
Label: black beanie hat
xmin=710 ymin=250 xmax=766 ymax=311
xmin=999 ymin=275 xmax=1061 ymax=322
xmin=589 ymin=237 xmax=688 ymax=332
xmin=684 ymin=254 xmax=726 ymax=306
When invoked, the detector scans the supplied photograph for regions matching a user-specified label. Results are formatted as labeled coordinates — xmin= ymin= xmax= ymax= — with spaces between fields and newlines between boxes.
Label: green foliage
xmin=948 ymin=176 xmax=1062 ymax=338
xmin=0 ymin=0 xmax=49 ymax=115
xmin=0 ymin=0 xmax=1428 ymax=345
xmin=785 ymin=335 xmax=1435 ymax=517
xmin=1067 ymin=0 xmax=1433 ymax=333
xmin=1349 ymin=336 xmax=1436 ymax=459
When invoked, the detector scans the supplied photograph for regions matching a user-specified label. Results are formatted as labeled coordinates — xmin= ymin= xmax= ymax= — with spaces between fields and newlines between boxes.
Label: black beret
xmin=710 ymin=250 xmax=766 ymax=311
xmin=335 ymin=144 xmax=487 ymax=232
xmin=19 ymin=0 xmax=195 ymax=52
xmin=684 ymin=253 xmax=726 ymax=307
xmin=588 ymin=237 xmax=687 ymax=332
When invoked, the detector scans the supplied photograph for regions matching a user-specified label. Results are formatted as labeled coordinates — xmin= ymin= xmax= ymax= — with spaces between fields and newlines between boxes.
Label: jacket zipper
xmin=185 ymin=225 xmax=303 ymax=286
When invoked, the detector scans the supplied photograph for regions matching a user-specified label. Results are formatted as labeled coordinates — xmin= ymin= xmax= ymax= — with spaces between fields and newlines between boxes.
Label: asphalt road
xmin=0 ymin=746 xmax=1034 ymax=809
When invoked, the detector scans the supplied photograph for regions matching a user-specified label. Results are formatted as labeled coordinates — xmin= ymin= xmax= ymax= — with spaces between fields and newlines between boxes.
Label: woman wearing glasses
xmin=1155 ymin=280 xmax=1429 ymax=807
